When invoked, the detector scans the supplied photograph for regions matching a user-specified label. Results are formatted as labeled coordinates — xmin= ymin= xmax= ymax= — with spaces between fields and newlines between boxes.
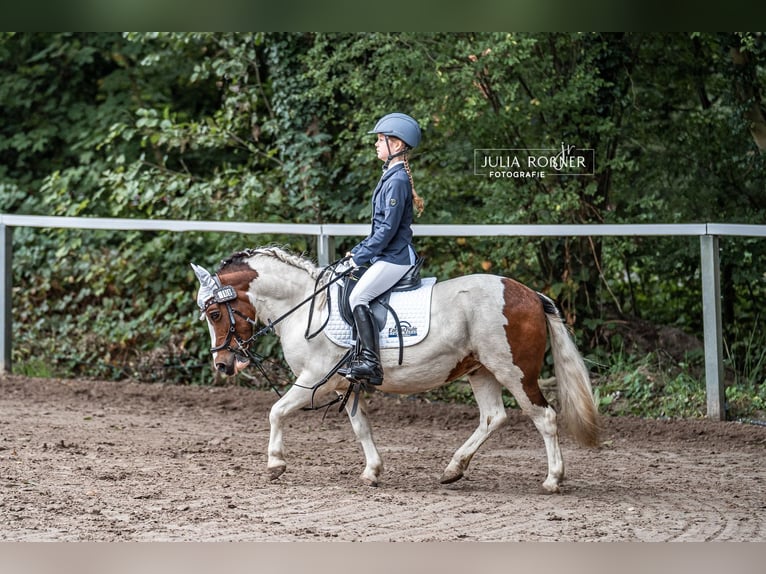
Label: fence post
xmin=700 ymin=234 xmax=725 ymax=420
xmin=316 ymin=231 xmax=334 ymax=267
xmin=1 ymin=224 xmax=11 ymax=374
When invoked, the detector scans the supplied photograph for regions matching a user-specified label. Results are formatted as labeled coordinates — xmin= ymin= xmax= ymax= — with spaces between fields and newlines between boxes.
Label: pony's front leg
xmin=267 ymin=379 xmax=317 ymax=481
xmin=342 ymin=390 xmax=383 ymax=487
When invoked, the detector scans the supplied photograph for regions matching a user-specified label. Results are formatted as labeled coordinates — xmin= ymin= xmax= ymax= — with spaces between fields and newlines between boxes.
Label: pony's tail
xmin=539 ymin=293 xmax=600 ymax=447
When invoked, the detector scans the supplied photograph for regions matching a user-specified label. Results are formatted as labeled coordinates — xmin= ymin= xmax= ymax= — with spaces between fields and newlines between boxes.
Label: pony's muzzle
xmin=216 ymin=361 xmax=232 ymax=375
xmin=214 ymin=353 xmax=250 ymax=376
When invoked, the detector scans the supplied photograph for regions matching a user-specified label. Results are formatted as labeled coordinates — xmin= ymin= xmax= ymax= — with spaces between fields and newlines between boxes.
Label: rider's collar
xmin=382 ymin=159 xmax=405 ymax=172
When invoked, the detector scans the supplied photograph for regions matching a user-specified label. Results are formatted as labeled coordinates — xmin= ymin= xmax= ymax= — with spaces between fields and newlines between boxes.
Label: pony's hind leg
xmin=490 ymin=363 xmax=565 ymax=492
xmin=481 ymin=358 xmax=565 ymax=492
xmin=440 ymin=368 xmax=507 ymax=484
xmin=528 ymin=404 xmax=565 ymax=493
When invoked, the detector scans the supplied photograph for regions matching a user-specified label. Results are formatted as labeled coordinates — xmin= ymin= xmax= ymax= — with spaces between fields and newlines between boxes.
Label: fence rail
xmin=2 ymin=213 xmax=764 ymax=420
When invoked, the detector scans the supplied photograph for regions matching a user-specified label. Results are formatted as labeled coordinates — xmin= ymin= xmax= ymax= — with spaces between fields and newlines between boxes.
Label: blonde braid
xmin=403 ymin=154 xmax=424 ymax=217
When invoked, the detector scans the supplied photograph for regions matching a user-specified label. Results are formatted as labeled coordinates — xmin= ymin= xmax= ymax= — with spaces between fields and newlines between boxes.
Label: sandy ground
xmin=1 ymin=374 xmax=765 ymax=542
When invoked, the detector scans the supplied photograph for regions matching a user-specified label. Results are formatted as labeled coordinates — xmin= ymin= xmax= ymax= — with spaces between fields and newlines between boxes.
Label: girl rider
xmin=339 ymin=112 xmax=424 ymax=385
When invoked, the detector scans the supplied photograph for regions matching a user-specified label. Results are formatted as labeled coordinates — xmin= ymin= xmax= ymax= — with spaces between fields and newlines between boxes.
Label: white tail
xmin=541 ymin=296 xmax=600 ymax=447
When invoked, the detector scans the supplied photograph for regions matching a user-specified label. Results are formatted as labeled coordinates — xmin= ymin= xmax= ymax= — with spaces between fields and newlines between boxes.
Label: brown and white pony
xmin=192 ymin=247 xmax=599 ymax=492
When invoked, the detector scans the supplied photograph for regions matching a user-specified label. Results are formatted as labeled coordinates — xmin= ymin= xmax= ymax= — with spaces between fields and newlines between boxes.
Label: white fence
xmin=2 ymin=213 xmax=765 ymax=420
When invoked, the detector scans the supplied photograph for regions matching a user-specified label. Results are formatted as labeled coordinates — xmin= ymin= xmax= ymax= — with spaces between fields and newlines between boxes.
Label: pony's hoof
xmin=268 ymin=464 xmax=286 ymax=481
xmin=360 ymin=475 xmax=379 ymax=487
xmin=439 ymin=469 xmax=464 ymax=484
xmin=540 ymin=482 xmax=561 ymax=494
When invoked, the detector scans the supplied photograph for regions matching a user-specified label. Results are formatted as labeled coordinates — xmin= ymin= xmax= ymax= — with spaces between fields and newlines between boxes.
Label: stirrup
xmin=339 ymin=358 xmax=383 ymax=386
xmin=357 ymin=373 xmax=383 ymax=386
xmin=341 ymin=369 xmax=383 ymax=386
xmin=343 ymin=375 xmax=382 ymax=391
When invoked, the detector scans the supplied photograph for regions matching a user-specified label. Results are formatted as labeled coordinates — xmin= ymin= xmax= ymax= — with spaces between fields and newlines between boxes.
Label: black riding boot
xmin=341 ymin=305 xmax=383 ymax=385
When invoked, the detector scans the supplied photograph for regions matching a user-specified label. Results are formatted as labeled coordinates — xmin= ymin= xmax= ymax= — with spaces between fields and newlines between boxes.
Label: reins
xmin=249 ymin=256 xmax=354 ymax=342
xmin=212 ymin=256 xmax=360 ymax=414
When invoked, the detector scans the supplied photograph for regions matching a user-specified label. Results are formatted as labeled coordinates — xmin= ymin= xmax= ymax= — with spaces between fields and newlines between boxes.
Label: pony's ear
xmin=191 ymin=262 xmax=217 ymax=311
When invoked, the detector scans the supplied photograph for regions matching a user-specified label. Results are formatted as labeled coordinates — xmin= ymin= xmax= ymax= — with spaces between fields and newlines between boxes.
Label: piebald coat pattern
xmin=195 ymin=247 xmax=599 ymax=492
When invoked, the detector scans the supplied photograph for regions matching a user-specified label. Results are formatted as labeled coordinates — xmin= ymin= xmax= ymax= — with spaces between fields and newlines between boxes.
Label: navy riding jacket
xmin=351 ymin=163 xmax=416 ymax=267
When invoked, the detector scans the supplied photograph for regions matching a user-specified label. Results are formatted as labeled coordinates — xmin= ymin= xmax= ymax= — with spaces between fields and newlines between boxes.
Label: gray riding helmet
xmin=368 ymin=113 xmax=422 ymax=149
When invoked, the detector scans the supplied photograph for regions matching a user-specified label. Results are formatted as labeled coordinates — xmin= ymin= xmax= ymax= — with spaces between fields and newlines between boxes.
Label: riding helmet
xmin=368 ymin=113 xmax=422 ymax=149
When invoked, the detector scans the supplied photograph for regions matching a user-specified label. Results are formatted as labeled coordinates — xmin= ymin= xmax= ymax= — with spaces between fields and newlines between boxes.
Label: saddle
xmin=338 ymin=256 xmax=425 ymax=332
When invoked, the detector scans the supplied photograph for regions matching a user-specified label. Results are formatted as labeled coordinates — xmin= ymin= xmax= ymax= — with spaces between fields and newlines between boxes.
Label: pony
xmin=191 ymin=246 xmax=599 ymax=492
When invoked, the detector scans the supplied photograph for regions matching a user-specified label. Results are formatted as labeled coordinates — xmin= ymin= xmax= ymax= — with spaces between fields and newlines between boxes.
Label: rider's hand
xmin=344 ymin=253 xmax=358 ymax=268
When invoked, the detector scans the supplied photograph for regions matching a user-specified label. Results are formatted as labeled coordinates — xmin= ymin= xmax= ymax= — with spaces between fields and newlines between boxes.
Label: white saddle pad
xmin=323 ymin=277 xmax=437 ymax=349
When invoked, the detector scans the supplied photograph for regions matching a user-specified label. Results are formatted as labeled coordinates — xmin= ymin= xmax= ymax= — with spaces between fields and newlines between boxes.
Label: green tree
xmin=2 ymin=32 xmax=765 ymax=394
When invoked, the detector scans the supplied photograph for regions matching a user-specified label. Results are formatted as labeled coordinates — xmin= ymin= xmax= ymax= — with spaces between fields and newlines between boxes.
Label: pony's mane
xmin=217 ymin=246 xmax=320 ymax=279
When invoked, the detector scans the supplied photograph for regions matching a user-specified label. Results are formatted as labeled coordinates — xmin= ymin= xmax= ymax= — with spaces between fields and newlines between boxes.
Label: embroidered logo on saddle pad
xmin=324 ymin=278 xmax=437 ymax=349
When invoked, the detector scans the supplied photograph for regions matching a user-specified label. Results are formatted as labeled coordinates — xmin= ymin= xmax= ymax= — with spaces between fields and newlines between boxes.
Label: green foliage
xmin=421 ymin=380 xmax=520 ymax=410
xmin=593 ymin=339 xmax=766 ymax=421
xmin=725 ymin=314 xmax=766 ymax=389
xmin=2 ymin=32 xmax=765 ymax=419
xmin=593 ymin=349 xmax=709 ymax=418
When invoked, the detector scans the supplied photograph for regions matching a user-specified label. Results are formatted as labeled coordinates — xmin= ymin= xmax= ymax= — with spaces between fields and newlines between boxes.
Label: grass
xmin=12 ymin=358 xmax=57 ymax=379
xmin=591 ymin=346 xmax=766 ymax=421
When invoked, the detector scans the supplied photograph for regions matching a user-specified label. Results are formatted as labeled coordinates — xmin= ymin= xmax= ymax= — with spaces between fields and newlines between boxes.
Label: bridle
xmin=203 ymin=281 xmax=259 ymax=361
xmin=202 ymin=258 xmax=359 ymax=410
xmin=205 ymin=257 xmax=353 ymax=356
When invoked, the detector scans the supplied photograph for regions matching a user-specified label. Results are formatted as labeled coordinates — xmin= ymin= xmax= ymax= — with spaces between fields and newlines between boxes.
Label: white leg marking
xmin=344 ymin=392 xmax=384 ymax=486
xmin=529 ymin=404 xmax=565 ymax=493
xmin=441 ymin=369 xmax=507 ymax=484
xmin=267 ymin=380 xmax=316 ymax=480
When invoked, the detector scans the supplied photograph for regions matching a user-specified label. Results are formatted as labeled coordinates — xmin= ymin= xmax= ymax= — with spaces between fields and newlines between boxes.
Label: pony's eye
xmin=210 ymin=310 xmax=221 ymax=321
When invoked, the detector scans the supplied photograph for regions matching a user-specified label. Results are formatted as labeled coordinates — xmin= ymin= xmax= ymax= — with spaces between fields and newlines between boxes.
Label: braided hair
xmin=402 ymin=153 xmax=424 ymax=217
